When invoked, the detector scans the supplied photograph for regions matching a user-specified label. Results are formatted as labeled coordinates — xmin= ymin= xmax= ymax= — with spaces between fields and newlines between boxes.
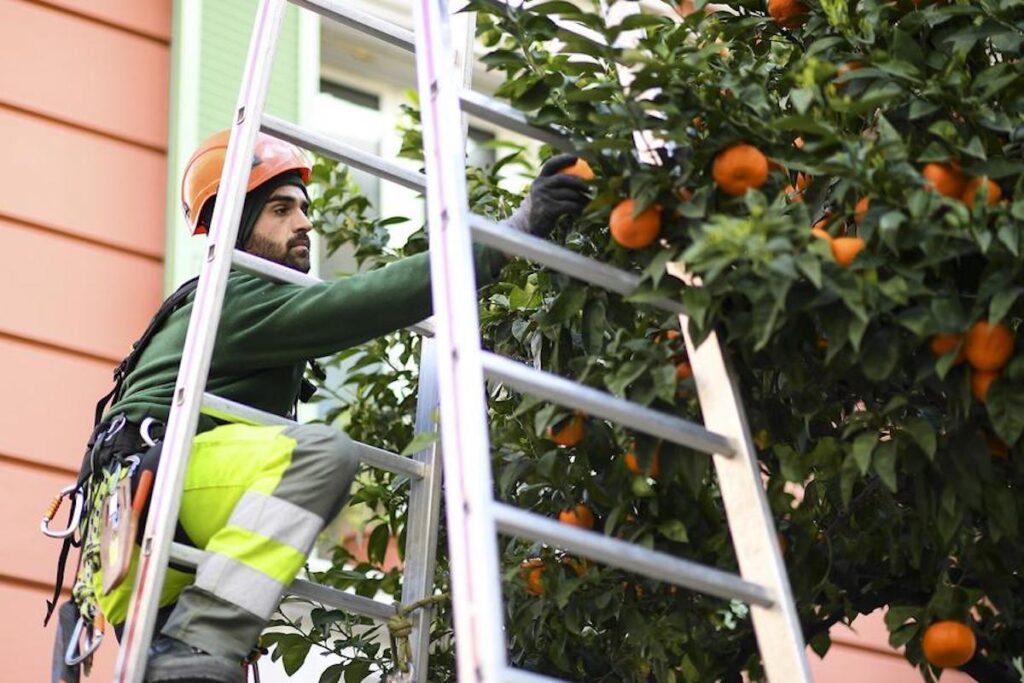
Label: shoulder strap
xmin=94 ymin=277 xmax=201 ymax=426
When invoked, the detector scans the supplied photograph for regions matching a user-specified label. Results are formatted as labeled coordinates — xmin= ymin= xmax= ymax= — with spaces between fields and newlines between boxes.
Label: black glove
xmin=506 ymin=154 xmax=591 ymax=238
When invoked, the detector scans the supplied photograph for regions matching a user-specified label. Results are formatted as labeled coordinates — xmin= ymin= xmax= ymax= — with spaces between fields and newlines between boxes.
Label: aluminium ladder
xmin=113 ymin=2 xmax=475 ymax=680
xmin=113 ymin=0 xmax=812 ymax=682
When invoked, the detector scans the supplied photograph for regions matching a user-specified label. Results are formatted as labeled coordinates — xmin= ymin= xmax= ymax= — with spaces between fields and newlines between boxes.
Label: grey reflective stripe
xmin=193 ymin=553 xmax=284 ymax=620
xmin=229 ymin=491 xmax=324 ymax=552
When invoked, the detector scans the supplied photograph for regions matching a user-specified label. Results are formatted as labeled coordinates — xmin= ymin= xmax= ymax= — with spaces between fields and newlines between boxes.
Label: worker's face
xmin=245 ymin=184 xmax=313 ymax=273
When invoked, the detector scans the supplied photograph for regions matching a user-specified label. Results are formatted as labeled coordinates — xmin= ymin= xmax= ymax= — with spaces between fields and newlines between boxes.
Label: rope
xmin=386 ymin=592 xmax=449 ymax=675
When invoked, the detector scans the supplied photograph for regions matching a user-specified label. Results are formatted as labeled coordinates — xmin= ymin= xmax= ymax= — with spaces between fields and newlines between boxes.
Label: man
xmin=73 ymin=129 xmax=589 ymax=682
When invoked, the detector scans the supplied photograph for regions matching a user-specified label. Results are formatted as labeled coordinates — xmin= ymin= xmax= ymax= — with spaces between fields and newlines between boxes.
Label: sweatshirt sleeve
xmin=214 ymin=244 xmax=505 ymax=368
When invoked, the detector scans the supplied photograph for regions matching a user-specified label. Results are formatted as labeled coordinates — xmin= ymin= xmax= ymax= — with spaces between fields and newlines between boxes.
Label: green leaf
xmin=344 ymin=660 xmax=373 ymax=683
xmin=281 ymin=638 xmax=312 ymax=676
xmin=852 ymin=433 xmax=877 ymax=474
xmin=809 ymin=632 xmax=831 ymax=658
xmin=902 ymin=418 xmax=936 ymax=460
xmin=862 ymin=330 xmax=900 ymax=382
xmin=538 ymin=286 xmax=587 ymax=327
xmin=658 ymin=519 xmax=689 ymax=543
xmin=873 ymin=440 xmax=898 ymax=492
xmin=989 ymin=287 xmax=1021 ymax=325
xmin=320 ymin=664 xmax=345 ymax=683
xmin=368 ymin=523 xmax=391 ymax=565
xmin=790 ymin=88 xmax=815 ymax=115
xmin=986 ymin=380 xmax=1024 ymax=445
xmin=401 ymin=430 xmax=439 ymax=456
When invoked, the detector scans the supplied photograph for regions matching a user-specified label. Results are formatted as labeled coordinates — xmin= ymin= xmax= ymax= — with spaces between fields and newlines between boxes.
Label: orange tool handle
xmin=132 ymin=470 xmax=154 ymax=514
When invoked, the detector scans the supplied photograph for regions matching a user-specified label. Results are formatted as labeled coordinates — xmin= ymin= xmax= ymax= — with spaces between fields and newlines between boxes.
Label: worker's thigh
xmin=99 ymin=422 xmax=355 ymax=625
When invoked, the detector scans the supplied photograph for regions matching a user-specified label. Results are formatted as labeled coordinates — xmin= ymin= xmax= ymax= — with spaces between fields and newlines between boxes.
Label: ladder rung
xmin=480 ymin=352 xmax=736 ymax=456
xmin=469 ymin=214 xmax=686 ymax=315
xmin=291 ymin=0 xmax=415 ymax=52
xmin=505 ymin=668 xmax=565 ymax=683
xmin=169 ymin=543 xmax=398 ymax=621
xmin=202 ymin=393 xmax=427 ymax=479
xmin=492 ymin=503 xmax=773 ymax=607
xmin=261 ymin=114 xmax=426 ymax=193
xmin=458 ymin=90 xmax=570 ymax=151
xmin=230 ymin=249 xmax=435 ymax=337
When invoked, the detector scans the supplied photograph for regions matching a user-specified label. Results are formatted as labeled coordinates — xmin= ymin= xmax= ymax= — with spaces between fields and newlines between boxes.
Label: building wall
xmin=0 ymin=0 xmax=172 ymax=679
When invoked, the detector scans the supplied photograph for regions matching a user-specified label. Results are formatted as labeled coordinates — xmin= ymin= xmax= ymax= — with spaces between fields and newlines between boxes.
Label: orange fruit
xmin=964 ymin=321 xmax=1014 ymax=371
xmin=655 ymin=329 xmax=682 ymax=345
xmin=784 ymin=184 xmax=804 ymax=203
xmin=922 ymin=163 xmax=966 ymax=198
xmin=831 ymin=236 xmax=865 ymax=267
xmin=610 ymin=199 xmax=662 ymax=249
xmin=929 ymin=333 xmax=965 ymax=364
xmin=811 ymin=227 xmax=832 ymax=242
xmin=558 ymin=504 xmax=596 ymax=530
xmin=921 ymin=621 xmax=976 ymax=669
xmin=834 ymin=62 xmax=864 ymax=91
xmin=675 ymin=361 xmax=694 ymax=381
xmin=625 ymin=443 xmax=662 ymax=479
xmin=796 ymin=173 xmax=812 ymax=191
xmin=794 ymin=136 xmax=805 ymax=150
xmin=547 ymin=413 xmax=585 ymax=447
xmin=971 ymin=370 xmax=1001 ymax=402
xmin=712 ymin=144 xmax=770 ymax=196
xmin=767 ymin=0 xmax=809 ymax=27
xmin=962 ymin=177 xmax=1002 ymax=209
xmin=854 ymin=197 xmax=870 ymax=225
xmin=521 ymin=559 xmax=546 ymax=596
xmin=559 ymin=158 xmax=595 ymax=181
xmin=562 ymin=556 xmax=591 ymax=576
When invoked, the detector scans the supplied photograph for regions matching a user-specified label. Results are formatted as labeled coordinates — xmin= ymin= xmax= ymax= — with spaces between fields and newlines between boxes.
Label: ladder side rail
xmin=200 ymin=393 xmax=428 ymax=479
xmin=413 ymin=0 xmax=509 ymax=679
xmin=168 ymin=544 xmax=398 ymax=621
xmin=492 ymin=503 xmax=772 ymax=606
xmin=262 ymin=114 xmax=427 ymax=192
xmin=290 ymin=0 xmax=416 ymax=51
xmin=232 ymin=250 xmax=436 ymax=337
xmin=113 ymin=1 xmax=289 ymax=680
xmin=481 ymin=351 xmax=734 ymax=456
xmin=468 ymin=214 xmax=686 ymax=315
xmin=504 ymin=668 xmax=566 ymax=683
xmin=681 ymin=320 xmax=812 ymax=681
xmin=398 ymin=340 xmax=445 ymax=682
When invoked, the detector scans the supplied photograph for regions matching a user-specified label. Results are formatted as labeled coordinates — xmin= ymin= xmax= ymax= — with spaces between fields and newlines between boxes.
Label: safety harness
xmin=44 ymin=275 xmax=322 ymax=681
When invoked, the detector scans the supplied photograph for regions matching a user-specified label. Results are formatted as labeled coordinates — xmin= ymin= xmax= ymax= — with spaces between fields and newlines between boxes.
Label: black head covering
xmin=199 ymin=170 xmax=309 ymax=248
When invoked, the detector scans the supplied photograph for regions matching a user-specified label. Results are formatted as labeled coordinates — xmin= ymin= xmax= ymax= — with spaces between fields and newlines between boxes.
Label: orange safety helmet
xmin=180 ymin=129 xmax=312 ymax=235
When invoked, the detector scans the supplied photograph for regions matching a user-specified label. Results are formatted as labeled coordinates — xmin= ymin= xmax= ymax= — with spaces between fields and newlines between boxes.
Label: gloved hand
xmin=505 ymin=154 xmax=591 ymax=238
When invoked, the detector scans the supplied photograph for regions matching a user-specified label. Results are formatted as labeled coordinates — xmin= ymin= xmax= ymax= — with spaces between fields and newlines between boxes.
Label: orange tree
xmin=265 ymin=0 xmax=1024 ymax=680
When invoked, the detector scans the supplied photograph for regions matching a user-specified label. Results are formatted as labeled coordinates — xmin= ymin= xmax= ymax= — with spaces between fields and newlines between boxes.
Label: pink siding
xmin=0 ymin=335 xmax=111 ymax=470
xmin=0 ymin=1 xmax=170 ymax=148
xmin=0 ymin=218 xmax=164 ymax=360
xmin=0 ymin=2 xmax=169 ymax=680
xmin=29 ymin=0 xmax=171 ymax=41
xmin=0 ymin=108 xmax=166 ymax=257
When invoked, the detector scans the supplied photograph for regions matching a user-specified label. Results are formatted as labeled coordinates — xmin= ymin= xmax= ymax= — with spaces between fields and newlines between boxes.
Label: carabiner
xmin=65 ymin=614 xmax=105 ymax=666
xmin=140 ymin=416 xmax=161 ymax=447
xmin=41 ymin=485 xmax=84 ymax=539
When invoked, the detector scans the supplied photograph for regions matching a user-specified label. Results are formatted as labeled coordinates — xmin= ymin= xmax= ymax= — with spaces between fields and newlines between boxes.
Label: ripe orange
xmin=625 ymin=444 xmax=662 ymax=479
xmin=796 ymin=173 xmax=812 ymax=191
xmin=547 ymin=413 xmax=585 ymax=447
xmin=559 ymin=158 xmax=595 ymax=181
xmin=559 ymin=504 xmax=595 ymax=530
xmin=834 ymin=62 xmax=864 ymax=90
xmin=929 ymin=333 xmax=965 ymax=364
xmin=562 ymin=556 xmax=591 ymax=576
xmin=675 ymin=361 xmax=694 ymax=381
xmin=964 ymin=321 xmax=1014 ymax=371
xmin=610 ymin=199 xmax=662 ymax=249
xmin=921 ymin=621 xmax=976 ymax=669
xmin=922 ymin=163 xmax=966 ymax=198
xmin=854 ymin=197 xmax=870 ymax=225
xmin=831 ymin=236 xmax=865 ymax=267
xmin=962 ymin=177 xmax=1002 ymax=209
xmin=521 ymin=559 xmax=546 ymax=596
xmin=971 ymin=370 xmax=1000 ymax=402
xmin=712 ymin=144 xmax=770 ymax=196
xmin=784 ymin=184 xmax=804 ymax=203
xmin=767 ymin=0 xmax=809 ymax=27
xmin=811 ymin=226 xmax=832 ymax=242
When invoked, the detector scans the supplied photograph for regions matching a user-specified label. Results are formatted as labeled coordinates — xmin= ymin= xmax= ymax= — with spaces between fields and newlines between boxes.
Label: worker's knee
xmin=278 ymin=424 xmax=359 ymax=515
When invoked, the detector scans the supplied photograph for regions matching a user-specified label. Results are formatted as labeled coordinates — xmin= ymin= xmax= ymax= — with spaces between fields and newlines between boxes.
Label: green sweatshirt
xmin=110 ymin=248 xmax=502 ymax=430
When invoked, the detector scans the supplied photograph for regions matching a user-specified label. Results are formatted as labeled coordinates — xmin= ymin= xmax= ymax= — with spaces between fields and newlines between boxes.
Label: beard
xmin=244 ymin=232 xmax=311 ymax=273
